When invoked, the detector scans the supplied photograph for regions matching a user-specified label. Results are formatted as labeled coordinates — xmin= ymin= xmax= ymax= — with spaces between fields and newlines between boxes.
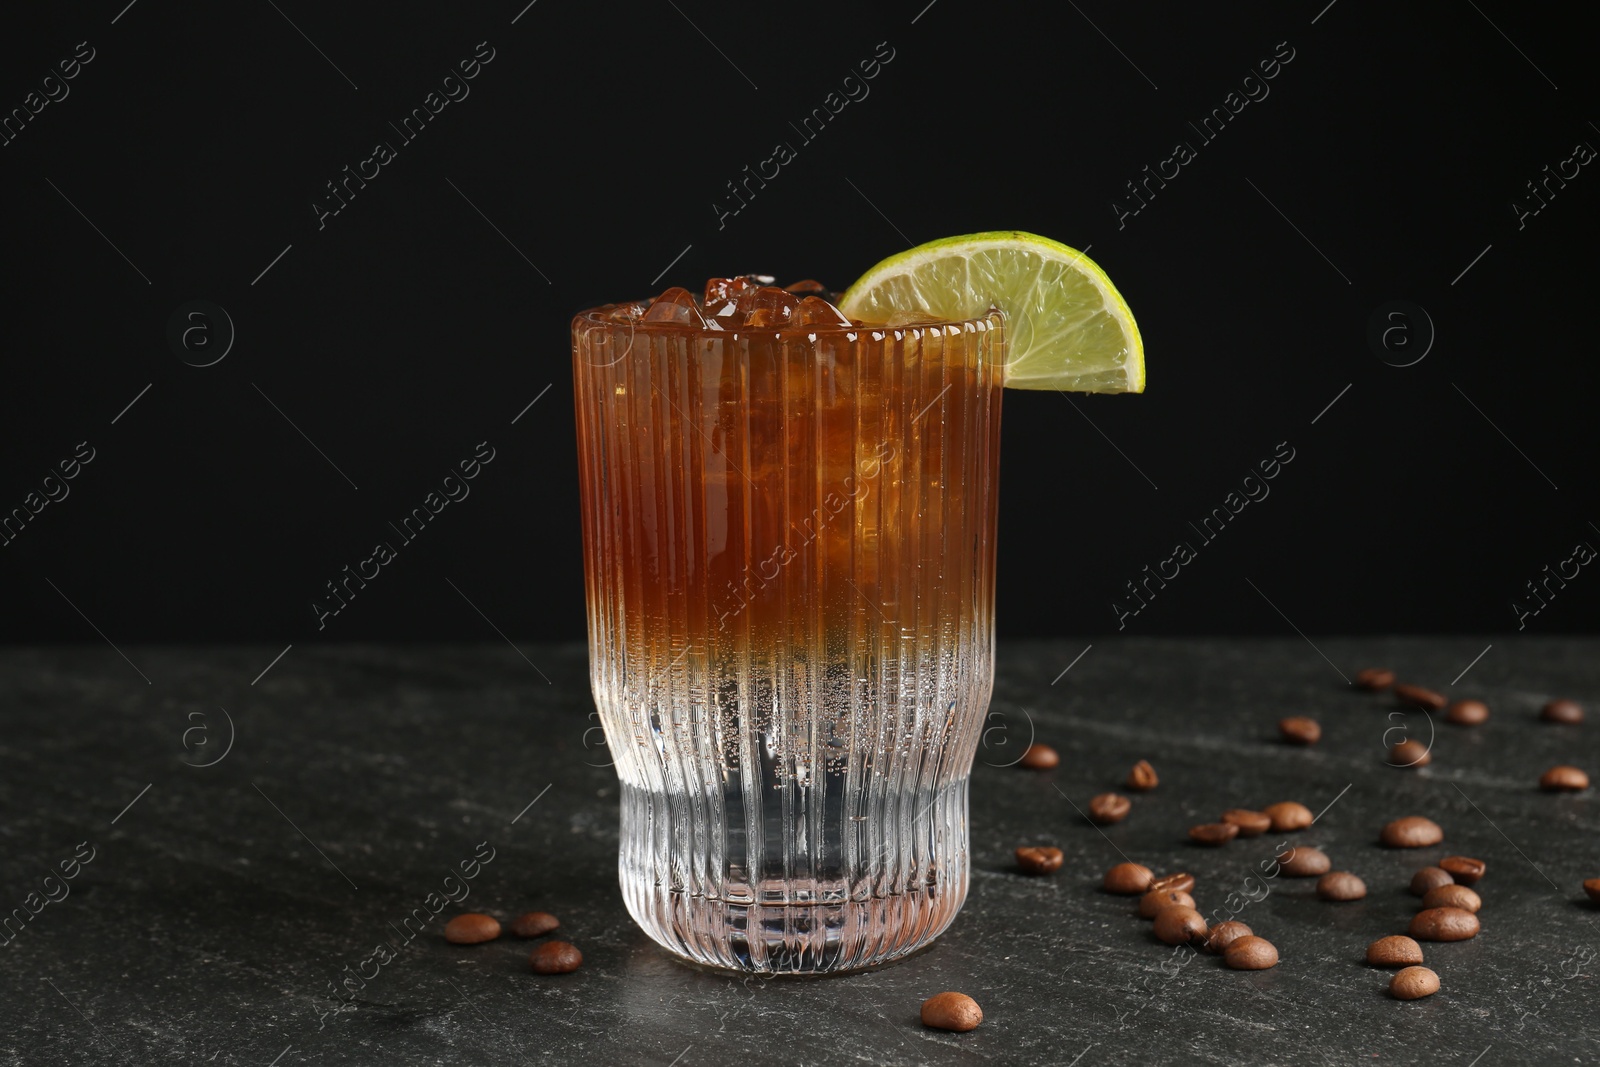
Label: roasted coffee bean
xmin=1541 ymin=699 xmax=1584 ymax=724
xmin=1104 ymin=862 xmax=1154 ymax=895
xmin=1355 ymin=667 xmax=1396 ymax=691
xmin=1153 ymin=905 xmax=1208 ymax=946
xmin=1446 ymin=699 xmax=1489 ymax=725
xmin=1540 ymin=765 xmax=1590 ymax=792
xmin=1104 ymin=863 xmax=1155 ymax=895
xmin=1279 ymin=716 xmax=1321 ymax=745
xmin=1317 ymin=871 xmax=1367 ymax=901
xmin=1422 ymin=884 xmax=1481 ymax=913
xmin=1438 ymin=856 xmax=1486 ymax=885
xmin=1126 ymin=759 xmax=1159 ymax=791
xmin=1395 ymin=684 xmax=1446 ymax=711
xmin=510 ymin=911 xmax=560 ymax=938
xmin=444 ymin=913 xmax=501 ymax=945
xmin=1138 ymin=888 xmax=1196 ymax=919
xmin=1019 ymin=742 xmax=1060 ymax=769
xmin=1263 ymin=801 xmax=1313 ymax=832
xmin=1367 ymin=935 xmax=1424 ymax=967
xmin=1410 ymin=906 xmax=1480 ymax=941
xmin=921 ymin=991 xmax=982 ymax=1032
xmin=1388 ymin=739 xmax=1432 ymax=768
xmin=1147 ymin=871 xmax=1196 ymax=896
xmin=1276 ymin=846 xmax=1331 ymax=877
xmin=1189 ymin=822 xmax=1240 ymax=846
xmin=1015 ymin=846 xmax=1064 ymax=875
xmin=529 ymin=941 xmax=583 ymax=974
xmin=1381 ymin=816 xmax=1443 ymax=848
xmin=1409 ymin=867 xmax=1454 ymax=896
xmin=1390 ymin=965 xmax=1440 ymax=1000
xmin=1224 ymin=935 xmax=1279 ymax=970
xmin=1203 ymin=921 xmax=1253 ymax=954
xmin=1088 ymin=792 xmax=1132 ymax=824
xmin=1221 ymin=809 xmax=1272 ymax=837
xmin=1584 ymin=877 xmax=1600 ymax=903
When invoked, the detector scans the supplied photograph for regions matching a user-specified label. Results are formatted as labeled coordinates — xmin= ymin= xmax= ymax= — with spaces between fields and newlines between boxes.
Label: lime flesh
xmin=839 ymin=231 xmax=1144 ymax=393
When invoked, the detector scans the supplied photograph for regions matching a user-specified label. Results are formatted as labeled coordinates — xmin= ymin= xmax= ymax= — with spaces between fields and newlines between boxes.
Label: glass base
xmin=621 ymin=876 xmax=968 ymax=976
xmin=615 ymin=777 xmax=972 ymax=976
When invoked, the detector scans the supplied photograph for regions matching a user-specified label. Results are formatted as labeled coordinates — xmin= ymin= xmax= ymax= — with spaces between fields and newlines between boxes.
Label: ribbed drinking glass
xmin=572 ymin=300 xmax=1004 ymax=974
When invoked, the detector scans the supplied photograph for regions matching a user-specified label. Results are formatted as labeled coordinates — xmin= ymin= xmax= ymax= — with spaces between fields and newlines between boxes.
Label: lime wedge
xmin=838 ymin=231 xmax=1144 ymax=393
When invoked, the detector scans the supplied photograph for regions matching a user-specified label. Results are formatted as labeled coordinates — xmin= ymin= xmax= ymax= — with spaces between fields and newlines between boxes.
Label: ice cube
xmin=642 ymin=287 xmax=708 ymax=327
xmin=595 ymin=301 xmax=646 ymax=323
xmin=790 ymin=295 xmax=853 ymax=327
xmin=783 ymin=279 xmax=828 ymax=295
xmin=735 ymin=286 xmax=798 ymax=328
xmin=703 ymin=277 xmax=745 ymax=307
xmin=702 ymin=274 xmax=776 ymax=310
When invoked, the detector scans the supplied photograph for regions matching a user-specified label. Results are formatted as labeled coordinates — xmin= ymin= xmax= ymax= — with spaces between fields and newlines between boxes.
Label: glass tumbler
xmin=572 ymin=302 xmax=1004 ymax=974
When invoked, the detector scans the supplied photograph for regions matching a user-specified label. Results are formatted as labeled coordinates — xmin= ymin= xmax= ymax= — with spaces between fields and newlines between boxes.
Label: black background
xmin=2 ymin=1 xmax=1595 ymax=646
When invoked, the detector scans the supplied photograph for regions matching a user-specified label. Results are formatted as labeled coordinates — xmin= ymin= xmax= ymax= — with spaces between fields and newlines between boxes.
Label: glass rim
xmin=572 ymin=304 xmax=1004 ymax=340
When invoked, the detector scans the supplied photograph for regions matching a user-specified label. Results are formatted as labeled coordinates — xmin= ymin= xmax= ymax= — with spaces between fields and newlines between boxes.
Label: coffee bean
xmin=1355 ymin=667 xmax=1396 ymax=691
xmin=529 ymin=941 xmax=583 ymax=974
xmin=1263 ymin=801 xmax=1313 ymax=832
xmin=1540 ymin=765 xmax=1589 ymax=792
xmin=1438 ymin=856 xmax=1486 ymax=885
xmin=1189 ymin=822 xmax=1240 ymax=846
xmin=1387 ymin=739 xmax=1432 ymax=768
xmin=444 ymin=913 xmax=501 ymax=945
xmin=1409 ymin=867 xmax=1454 ymax=896
xmin=1446 ymin=699 xmax=1489 ymax=725
xmin=1276 ymin=846 xmax=1331 ymax=877
xmin=1224 ymin=935 xmax=1279 ymax=970
xmin=1019 ymin=742 xmax=1059 ymax=769
xmin=1104 ymin=862 xmax=1154 ymax=895
xmin=1126 ymin=759 xmax=1159 ymax=791
xmin=1541 ymin=699 xmax=1584 ymax=724
xmin=1390 ymin=965 xmax=1440 ymax=1000
xmin=921 ymin=991 xmax=982 ymax=1032
xmin=1367 ymin=935 xmax=1424 ymax=967
xmin=1381 ymin=816 xmax=1443 ymax=848
xmin=1279 ymin=716 xmax=1321 ymax=745
xmin=1153 ymin=905 xmax=1208 ymax=945
xmin=1147 ymin=871 xmax=1196 ymax=896
xmin=1139 ymin=888 xmax=1196 ymax=918
xmin=1220 ymin=809 xmax=1272 ymax=837
xmin=1088 ymin=792 xmax=1132 ymax=824
xmin=1422 ymin=884 xmax=1481 ymax=913
xmin=1410 ymin=906 xmax=1480 ymax=941
xmin=510 ymin=911 xmax=560 ymax=938
xmin=1317 ymin=871 xmax=1367 ymax=901
xmin=1395 ymin=684 xmax=1446 ymax=711
xmin=1584 ymin=877 xmax=1600 ymax=903
xmin=1015 ymin=845 xmax=1064 ymax=875
xmin=1203 ymin=921 xmax=1253 ymax=954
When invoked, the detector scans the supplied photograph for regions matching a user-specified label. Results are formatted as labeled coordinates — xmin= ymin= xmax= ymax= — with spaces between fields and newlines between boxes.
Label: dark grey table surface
xmin=1 ymin=638 xmax=1596 ymax=1066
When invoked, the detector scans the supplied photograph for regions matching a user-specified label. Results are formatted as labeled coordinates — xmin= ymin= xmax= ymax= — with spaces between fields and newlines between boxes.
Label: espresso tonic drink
xmin=573 ymin=279 xmax=1003 ymax=974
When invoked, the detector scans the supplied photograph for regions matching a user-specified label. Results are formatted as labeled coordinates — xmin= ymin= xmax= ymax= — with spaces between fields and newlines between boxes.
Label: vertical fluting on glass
xmin=572 ymin=310 xmax=1004 ymax=975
